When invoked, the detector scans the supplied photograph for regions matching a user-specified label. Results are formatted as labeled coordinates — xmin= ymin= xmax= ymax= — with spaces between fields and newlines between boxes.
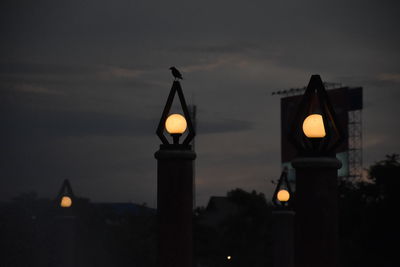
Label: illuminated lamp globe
xmin=302 ymin=114 xmax=326 ymax=138
xmin=277 ymin=189 xmax=290 ymax=202
xmin=60 ymin=196 xmax=72 ymax=208
xmin=227 ymin=256 xmax=232 ymax=260
xmin=165 ymin=114 xmax=187 ymax=134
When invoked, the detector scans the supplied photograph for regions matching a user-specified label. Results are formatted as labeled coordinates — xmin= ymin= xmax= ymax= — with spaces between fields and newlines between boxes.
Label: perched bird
xmin=169 ymin=66 xmax=183 ymax=80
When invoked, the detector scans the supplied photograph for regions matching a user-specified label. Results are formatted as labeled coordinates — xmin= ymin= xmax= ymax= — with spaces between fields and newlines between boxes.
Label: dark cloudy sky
xmin=1 ymin=0 xmax=399 ymax=207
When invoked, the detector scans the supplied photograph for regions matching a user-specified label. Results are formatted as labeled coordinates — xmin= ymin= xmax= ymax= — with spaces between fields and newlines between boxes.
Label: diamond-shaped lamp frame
xmin=156 ymin=81 xmax=195 ymax=146
xmin=289 ymin=75 xmax=345 ymax=156
xmin=272 ymin=167 xmax=294 ymax=208
xmin=55 ymin=179 xmax=75 ymax=207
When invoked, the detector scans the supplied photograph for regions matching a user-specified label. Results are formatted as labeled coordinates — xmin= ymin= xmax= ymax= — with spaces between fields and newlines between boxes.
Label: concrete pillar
xmin=272 ymin=210 xmax=295 ymax=267
xmin=292 ymin=157 xmax=341 ymax=267
xmin=54 ymin=215 xmax=76 ymax=267
xmin=155 ymin=147 xmax=196 ymax=267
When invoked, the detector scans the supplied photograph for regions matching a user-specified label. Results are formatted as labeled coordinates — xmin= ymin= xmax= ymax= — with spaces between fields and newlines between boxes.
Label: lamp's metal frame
xmin=289 ymin=75 xmax=345 ymax=156
xmin=55 ymin=179 xmax=75 ymax=207
xmin=156 ymin=81 xmax=195 ymax=146
xmin=272 ymin=167 xmax=294 ymax=208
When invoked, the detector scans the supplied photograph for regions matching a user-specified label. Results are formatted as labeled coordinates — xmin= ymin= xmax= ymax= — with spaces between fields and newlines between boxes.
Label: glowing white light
xmin=165 ymin=114 xmax=187 ymax=134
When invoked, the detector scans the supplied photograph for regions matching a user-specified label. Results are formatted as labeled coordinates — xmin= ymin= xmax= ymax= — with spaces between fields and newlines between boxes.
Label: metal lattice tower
xmin=348 ymin=109 xmax=363 ymax=180
xmin=188 ymin=104 xmax=197 ymax=208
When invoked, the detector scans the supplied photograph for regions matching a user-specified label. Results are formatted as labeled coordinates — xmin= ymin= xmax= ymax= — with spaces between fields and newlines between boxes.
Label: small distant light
xmin=227 ymin=256 xmax=231 ymax=260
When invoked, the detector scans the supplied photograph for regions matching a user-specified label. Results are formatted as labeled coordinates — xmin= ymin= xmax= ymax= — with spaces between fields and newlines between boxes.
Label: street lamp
xmin=156 ymin=80 xmax=195 ymax=147
xmin=290 ymin=75 xmax=343 ymax=267
xmin=56 ymin=179 xmax=75 ymax=209
xmin=289 ymin=74 xmax=345 ymax=157
xmin=155 ymin=80 xmax=196 ymax=267
xmin=54 ymin=179 xmax=77 ymax=267
xmin=271 ymin=168 xmax=295 ymax=267
xmin=272 ymin=167 xmax=293 ymax=209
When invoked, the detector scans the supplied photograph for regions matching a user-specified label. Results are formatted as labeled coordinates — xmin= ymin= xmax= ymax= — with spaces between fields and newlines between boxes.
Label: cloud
xmin=9 ymin=83 xmax=62 ymax=95
xmin=0 ymin=63 xmax=85 ymax=76
xmin=2 ymin=109 xmax=155 ymax=139
xmin=377 ymin=73 xmax=400 ymax=83
xmin=182 ymin=57 xmax=229 ymax=73
xmin=198 ymin=118 xmax=253 ymax=135
xmin=174 ymin=42 xmax=259 ymax=56
xmin=364 ymin=133 xmax=387 ymax=149
xmin=96 ymin=65 xmax=146 ymax=80
xmin=0 ymin=62 xmax=150 ymax=84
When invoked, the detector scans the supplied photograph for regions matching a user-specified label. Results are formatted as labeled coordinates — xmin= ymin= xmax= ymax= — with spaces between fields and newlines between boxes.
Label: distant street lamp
xmin=271 ymin=168 xmax=294 ymax=267
xmin=155 ymin=80 xmax=196 ymax=267
xmin=289 ymin=75 xmax=343 ymax=267
xmin=272 ymin=167 xmax=294 ymax=209
xmin=56 ymin=179 xmax=75 ymax=210
xmin=55 ymin=179 xmax=77 ymax=267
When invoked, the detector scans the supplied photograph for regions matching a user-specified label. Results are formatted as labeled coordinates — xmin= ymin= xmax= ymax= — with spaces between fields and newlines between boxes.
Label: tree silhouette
xmin=339 ymin=154 xmax=400 ymax=267
xmin=195 ymin=189 xmax=273 ymax=267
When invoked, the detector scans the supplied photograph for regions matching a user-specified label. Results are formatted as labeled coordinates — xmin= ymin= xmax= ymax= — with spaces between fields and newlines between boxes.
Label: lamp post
xmin=54 ymin=179 xmax=77 ymax=267
xmin=155 ymin=80 xmax=196 ymax=267
xmin=289 ymin=75 xmax=343 ymax=267
xmin=272 ymin=168 xmax=294 ymax=267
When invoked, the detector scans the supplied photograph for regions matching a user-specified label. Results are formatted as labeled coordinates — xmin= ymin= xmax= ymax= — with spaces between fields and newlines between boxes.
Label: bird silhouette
xmin=169 ymin=66 xmax=183 ymax=80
